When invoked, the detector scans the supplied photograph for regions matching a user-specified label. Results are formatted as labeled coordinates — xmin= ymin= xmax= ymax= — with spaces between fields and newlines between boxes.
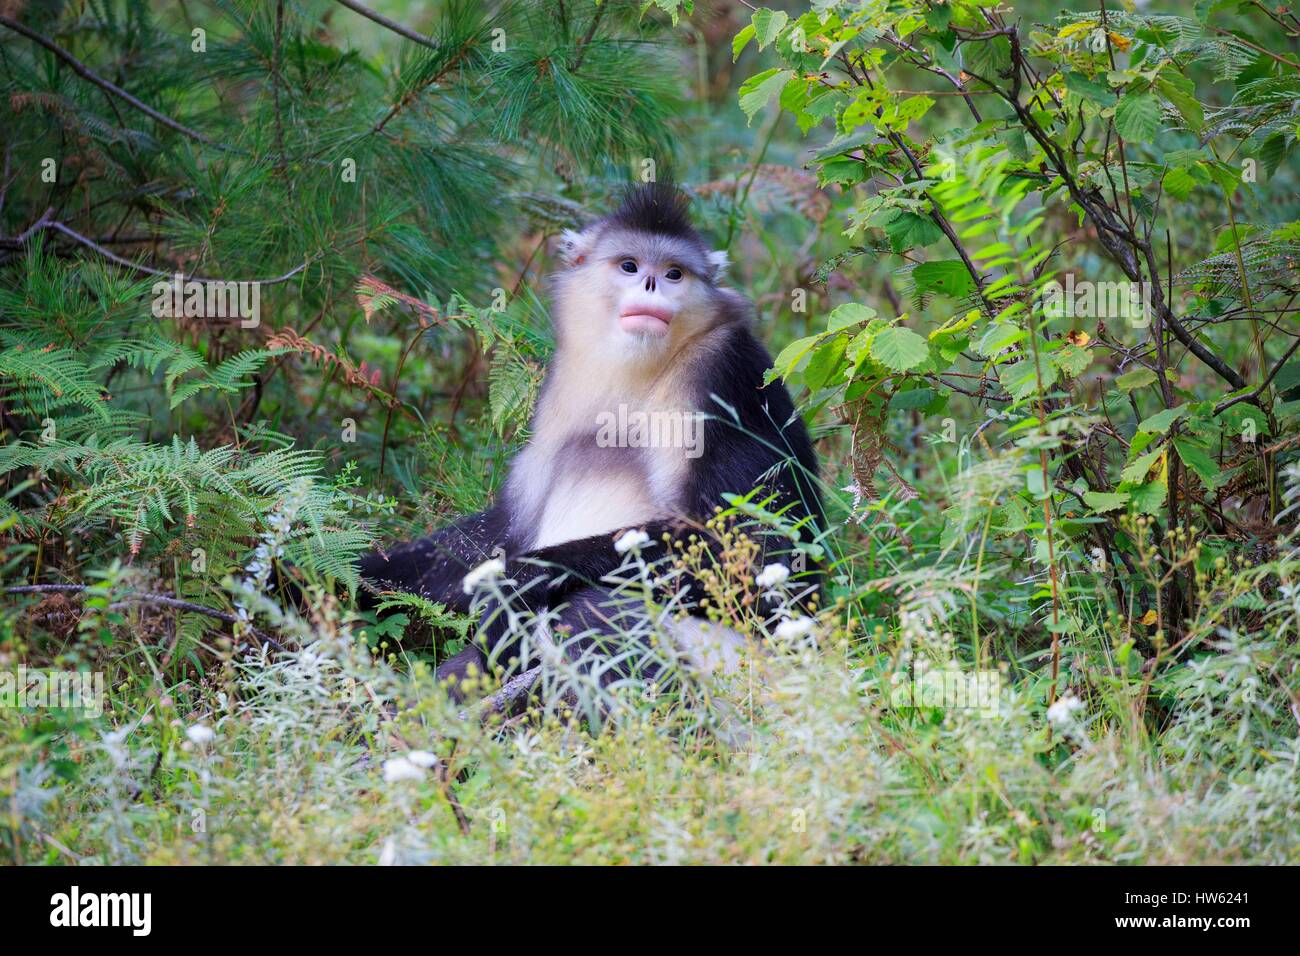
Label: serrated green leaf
xmin=977 ymin=323 xmax=1026 ymax=357
xmin=889 ymin=386 xmax=936 ymax=411
xmin=1063 ymin=71 xmax=1116 ymax=105
xmin=1052 ymin=344 xmax=1092 ymax=378
xmin=751 ymin=9 xmax=788 ymax=50
xmin=803 ymin=335 xmax=848 ymax=391
xmin=1084 ymin=491 xmax=1130 ymax=512
xmin=912 ymin=260 xmax=975 ymax=298
xmin=1115 ymin=367 xmax=1158 ymax=392
xmin=827 ymin=302 xmax=876 ymax=332
xmin=1128 ymin=476 xmax=1167 ymax=515
xmin=884 ymin=212 xmax=943 ymax=253
xmin=1173 ymin=436 xmax=1222 ymax=490
xmin=739 ymin=69 xmax=794 ymax=124
xmin=1162 ymin=166 xmax=1198 ymax=200
xmin=1156 ymin=75 xmax=1203 ymax=133
xmin=1121 ymin=447 xmax=1163 ymax=484
xmin=870 ymin=326 xmax=930 ymax=372
xmin=998 ymin=358 xmax=1058 ymax=400
xmin=1137 ymin=404 xmax=1186 ymax=435
xmin=1115 ymin=91 xmax=1162 ymax=142
xmin=768 ymin=333 xmax=824 ymax=382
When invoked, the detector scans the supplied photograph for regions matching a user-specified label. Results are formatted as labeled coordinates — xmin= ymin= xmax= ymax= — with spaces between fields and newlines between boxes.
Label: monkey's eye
xmin=619 ymin=259 xmax=638 ymax=274
xmin=664 ymin=266 xmax=684 ymax=282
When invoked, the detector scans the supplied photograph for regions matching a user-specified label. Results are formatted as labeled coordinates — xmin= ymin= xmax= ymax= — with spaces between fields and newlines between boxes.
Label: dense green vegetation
xmin=1 ymin=0 xmax=1298 ymax=864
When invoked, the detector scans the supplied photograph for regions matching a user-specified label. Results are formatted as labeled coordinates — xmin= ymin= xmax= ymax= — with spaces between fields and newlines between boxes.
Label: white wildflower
xmin=185 ymin=724 xmax=215 ymax=746
xmin=774 ymin=616 xmax=816 ymax=641
xmin=1046 ymin=695 xmax=1084 ymax=727
xmin=461 ymin=558 xmax=505 ymax=594
xmin=382 ymin=757 xmax=425 ymax=783
xmin=406 ymin=750 xmax=438 ymax=768
xmin=755 ymin=563 xmax=790 ymax=588
xmin=614 ymin=529 xmax=650 ymax=554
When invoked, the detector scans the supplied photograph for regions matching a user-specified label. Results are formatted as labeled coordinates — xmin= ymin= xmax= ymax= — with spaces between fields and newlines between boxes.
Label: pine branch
xmin=0 ymin=14 xmax=219 ymax=148
xmin=4 ymin=210 xmax=361 ymax=285
xmin=571 ymin=4 xmax=608 ymax=73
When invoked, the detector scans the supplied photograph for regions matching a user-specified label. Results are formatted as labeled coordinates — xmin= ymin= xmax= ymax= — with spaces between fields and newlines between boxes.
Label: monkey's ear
xmin=555 ymin=228 xmax=595 ymax=267
xmin=707 ymin=249 xmax=730 ymax=281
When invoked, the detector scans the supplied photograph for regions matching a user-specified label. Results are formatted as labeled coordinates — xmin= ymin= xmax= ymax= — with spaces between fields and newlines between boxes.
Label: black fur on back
xmin=606 ymin=181 xmax=701 ymax=245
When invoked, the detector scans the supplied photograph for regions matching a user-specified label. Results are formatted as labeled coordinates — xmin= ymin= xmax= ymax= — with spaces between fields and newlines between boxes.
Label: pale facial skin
xmin=553 ymin=225 xmax=729 ymax=367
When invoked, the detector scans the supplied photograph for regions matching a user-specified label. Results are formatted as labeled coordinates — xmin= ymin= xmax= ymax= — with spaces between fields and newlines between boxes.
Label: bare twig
xmin=4 ymin=583 xmax=285 ymax=651
xmin=462 ymin=667 xmax=578 ymax=723
xmin=1215 ymin=333 xmax=1300 ymax=414
xmin=333 ymin=0 xmax=439 ymax=50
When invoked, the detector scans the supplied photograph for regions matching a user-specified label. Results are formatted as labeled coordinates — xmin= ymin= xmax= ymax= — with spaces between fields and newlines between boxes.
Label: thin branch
xmin=0 ymin=14 xmax=219 ymax=147
xmin=463 ymin=666 xmax=578 ymax=723
xmin=5 ymin=584 xmax=285 ymax=651
xmin=571 ymin=3 xmax=608 ymax=73
xmin=1212 ymin=25 xmax=1300 ymax=72
xmin=1215 ymin=333 xmax=1300 ymax=414
xmin=964 ymin=34 xmax=1250 ymax=392
xmin=4 ymin=209 xmax=359 ymax=285
xmin=837 ymin=52 xmax=994 ymax=315
xmin=333 ymin=0 xmax=439 ymax=50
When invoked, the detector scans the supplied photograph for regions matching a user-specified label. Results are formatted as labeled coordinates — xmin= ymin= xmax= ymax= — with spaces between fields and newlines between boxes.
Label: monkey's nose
xmin=644 ymin=276 xmax=656 ymax=293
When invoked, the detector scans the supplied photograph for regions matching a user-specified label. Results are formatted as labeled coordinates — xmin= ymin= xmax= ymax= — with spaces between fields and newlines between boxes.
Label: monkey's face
xmin=554 ymin=225 xmax=729 ymax=364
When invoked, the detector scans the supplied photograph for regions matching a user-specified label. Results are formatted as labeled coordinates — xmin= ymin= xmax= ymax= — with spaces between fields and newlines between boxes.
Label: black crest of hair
xmin=607 ymin=181 xmax=700 ymax=242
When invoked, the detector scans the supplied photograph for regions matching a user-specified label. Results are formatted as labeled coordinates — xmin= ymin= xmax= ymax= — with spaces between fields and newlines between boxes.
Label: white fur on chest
xmin=508 ymin=350 xmax=700 ymax=551
xmin=532 ymin=466 xmax=659 ymax=549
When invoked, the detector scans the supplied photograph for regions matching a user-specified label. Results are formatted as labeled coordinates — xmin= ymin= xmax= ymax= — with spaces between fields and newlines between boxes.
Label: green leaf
xmin=739 ymin=69 xmax=794 ymax=124
xmin=1027 ymin=466 xmax=1051 ymax=499
xmin=977 ymin=322 xmax=1026 ymax=357
xmin=884 ymin=212 xmax=943 ymax=253
xmin=1259 ymin=132 xmax=1292 ymax=177
xmin=1114 ymin=91 xmax=1162 ymax=143
xmin=889 ymin=386 xmax=936 ymax=411
xmin=1128 ymin=477 xmax=1167 ymax=515
xmin=1121 ymin=448 xmax=1162 ymax=484
xmin=912 ymin=260 xmax=975 ymax=298
xmin=1173 ymin=437 xmax=1222 ymax=490
xmin=1115 ymin=367 xmax=1158 ymax=392
xmin=1137 ymin=405 xmax=1186 ymax=435
xmin=1162 ymin=166 xmax=1199 ymax=201
xmin=827 ymin=302 xmax=876 ymax=332
xmin=870 ymin=326 xmax=930 ymax=372
xmin=751 ymin=9 xmax=788 ymax=51
xmin=768 ymin=332 xmax=824 ymax=382
xmin=1063 ymin=72 xmax=1116 ymax=105
xmin=1052 ymin=344 xmax=1092 ymax=378
xmin=998 ymin=359 xmax=1059 ymax=401
xmin=925 ymin=5 xmax=952 ymax=30
xmin=1156 ymin=75 xmax=1203 ymax=133
xmin=1084 ymin=491 xmax=1130 ymax=512
xmin=803 ymin=335 xmax=847 ymax=391
xmin=732 ymin=23 xmax=755 ymax=62
xmin=817 ymin=155 xmax=867 ymax=187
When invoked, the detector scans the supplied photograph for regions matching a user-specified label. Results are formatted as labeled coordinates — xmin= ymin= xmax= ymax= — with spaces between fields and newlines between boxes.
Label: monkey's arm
xmin=514 ymin=521 xmax=683 ymax=596
xmin=358 ymin=507 xmax=509 ymax=614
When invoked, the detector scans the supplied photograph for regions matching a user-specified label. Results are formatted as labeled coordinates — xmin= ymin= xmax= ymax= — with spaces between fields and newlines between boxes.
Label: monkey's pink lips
xmin=619 ymin=305 xmax=673 ymax=336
